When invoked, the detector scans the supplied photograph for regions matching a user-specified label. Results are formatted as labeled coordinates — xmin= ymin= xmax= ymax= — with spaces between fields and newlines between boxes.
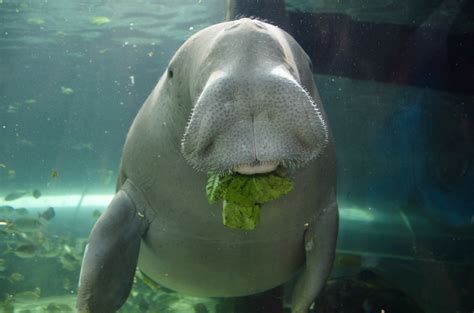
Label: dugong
xmin=77 ymin=18 xmax=338 ymax=313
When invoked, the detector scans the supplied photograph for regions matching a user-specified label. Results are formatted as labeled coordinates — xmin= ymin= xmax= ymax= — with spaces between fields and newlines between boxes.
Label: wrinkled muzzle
xmin=181 ymin=70 xmax=328 ymax=174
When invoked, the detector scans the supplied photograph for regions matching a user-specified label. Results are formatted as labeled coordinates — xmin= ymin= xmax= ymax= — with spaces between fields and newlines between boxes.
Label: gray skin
xmin=76 ymin=18 xmax=338 ymax=313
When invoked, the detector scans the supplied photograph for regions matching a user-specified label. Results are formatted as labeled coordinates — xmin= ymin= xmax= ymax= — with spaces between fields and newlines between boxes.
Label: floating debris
xmin=26 ymin=17 xmax=45 ymax=25
xmin=0 ymin=163 xmax=6 ymax=168
xmin=0 ymin=258 xmax=6 ymax=271
xmin=147 ymin=51 xmax=154 ymax=57
xmin=61 ymin=86 xmax=74 ymax=94
xmin=8 ymin=272 xmax=24 ymax=283
xmin=56 ymin=31 xmax=66 ymax=37
xmin=6 ymin=102 xmax=23 ymax=114
xmin=99 ymin=48 xmax=109 ymax=54
xmin=32 ymin=189 xmax=42 ymax=199
xmin=4 ymin=191 xmax=27 ymax=201
xmin=51 ymin=169 xmax=59 ymax=179
xmin=90 ymin=16 xmax=111 ymax=26
xmin=24 ymin=99 xmax=36 ymax=104
xmin=39 ymin=207 xmax=55 ymax=221
xmin=6 ymin=105 xmax=18 ymax=113
xmin=71 ymin=143 xmax=93 ymax=151
xmin=7 ymin=169 xmax=15 ymax=179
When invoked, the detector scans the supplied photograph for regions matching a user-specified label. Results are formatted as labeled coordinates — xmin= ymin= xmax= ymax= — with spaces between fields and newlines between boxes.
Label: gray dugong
xmin=77 ymin=18 xmax=338 ymax=313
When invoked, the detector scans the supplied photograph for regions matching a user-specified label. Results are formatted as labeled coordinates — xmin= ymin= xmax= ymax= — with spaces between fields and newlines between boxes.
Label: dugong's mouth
xmin=233 ymin=160 xmax=278 ymax=175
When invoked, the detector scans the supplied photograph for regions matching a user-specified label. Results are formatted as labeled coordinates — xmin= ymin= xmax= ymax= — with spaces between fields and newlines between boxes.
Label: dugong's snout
xmin=181 ymin=70 xmax=328 ymax=174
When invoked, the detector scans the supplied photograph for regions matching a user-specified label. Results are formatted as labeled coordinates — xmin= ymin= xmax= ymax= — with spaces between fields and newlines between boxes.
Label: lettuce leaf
xmin=222 ymin=200 xmax=260 ymax=230
xmin=206 ymin=170 xmax=293 ymax=230
xmin=206 ymin=173 xmax=232 ymax=203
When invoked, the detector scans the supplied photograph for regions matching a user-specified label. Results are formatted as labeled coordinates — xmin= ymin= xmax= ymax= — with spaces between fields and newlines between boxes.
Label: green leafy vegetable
xmin=206 ymin=174 xmax=232 ymax=203
xmin=223 ymin=200 xmax=260 ymax=230
xmin=90 ymin=16 xmax=111 ymax=26
xmin=206 ymin=170 xmax=293 ymax=230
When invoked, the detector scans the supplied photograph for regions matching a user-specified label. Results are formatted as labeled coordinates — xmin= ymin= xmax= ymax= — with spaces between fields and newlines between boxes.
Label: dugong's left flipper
xmin=291 ymin=193 xmax=339 ymax=313
xmin=77 ymin=181 xmax=150 ymax=313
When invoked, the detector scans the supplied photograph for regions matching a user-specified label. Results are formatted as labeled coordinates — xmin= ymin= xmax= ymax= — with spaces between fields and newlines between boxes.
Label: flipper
xmin=291 ymin=193 xmax=339 ymax=313
xmin=76 ymin=180 xmax=150 ymax=313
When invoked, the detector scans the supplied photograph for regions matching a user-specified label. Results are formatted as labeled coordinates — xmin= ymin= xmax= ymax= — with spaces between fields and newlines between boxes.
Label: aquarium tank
xmin=0 ymin=0 xmax=473 ymax=312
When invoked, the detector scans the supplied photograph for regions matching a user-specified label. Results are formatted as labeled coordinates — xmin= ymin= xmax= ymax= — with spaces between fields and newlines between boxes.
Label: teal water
xmin=1 ymin=1 xmax=473 ymax=312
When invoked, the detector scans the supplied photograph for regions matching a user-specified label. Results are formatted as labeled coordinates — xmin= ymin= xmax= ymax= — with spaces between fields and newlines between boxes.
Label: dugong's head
xmin=178 ymin=18 xmax=328 ymax=175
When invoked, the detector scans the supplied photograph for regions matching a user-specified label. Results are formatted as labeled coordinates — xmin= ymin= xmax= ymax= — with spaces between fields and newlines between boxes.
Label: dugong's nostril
xmin=202 ymin=142 xmax=214 ymax=157
xmin=294 ymin=131 xmax=312 ymax=152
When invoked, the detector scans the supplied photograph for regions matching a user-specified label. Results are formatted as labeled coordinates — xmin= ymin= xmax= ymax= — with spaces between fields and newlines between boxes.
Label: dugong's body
xmin=77 ymin=18 xmax=338 ymax=313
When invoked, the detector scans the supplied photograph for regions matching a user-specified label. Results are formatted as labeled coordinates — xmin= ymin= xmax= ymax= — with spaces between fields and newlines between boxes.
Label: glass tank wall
xmin=0 ymin=0 xmax=472 ymax=312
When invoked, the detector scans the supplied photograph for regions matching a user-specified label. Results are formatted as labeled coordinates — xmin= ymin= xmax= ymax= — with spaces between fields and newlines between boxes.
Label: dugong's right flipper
xmin=76 ymin=181 xmax=149 ymax=313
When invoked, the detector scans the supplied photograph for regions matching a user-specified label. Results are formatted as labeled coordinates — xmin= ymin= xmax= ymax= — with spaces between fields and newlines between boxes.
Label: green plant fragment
xmin=206 ymin=170 xmax=293 ymax=230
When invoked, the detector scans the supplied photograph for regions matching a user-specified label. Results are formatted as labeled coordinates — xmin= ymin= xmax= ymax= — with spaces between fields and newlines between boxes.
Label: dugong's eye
xmin=167 ymin=68 xmax=174 ymax=79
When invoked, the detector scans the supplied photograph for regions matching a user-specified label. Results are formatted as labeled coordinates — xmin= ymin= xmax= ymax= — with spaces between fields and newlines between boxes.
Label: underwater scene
xmin=0 ymin=0 xmax=473 ymax=312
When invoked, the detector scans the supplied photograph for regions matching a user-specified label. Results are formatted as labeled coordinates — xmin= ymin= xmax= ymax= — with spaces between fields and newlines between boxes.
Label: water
xmin=1 ymin=0 xmax=473 ymax=312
